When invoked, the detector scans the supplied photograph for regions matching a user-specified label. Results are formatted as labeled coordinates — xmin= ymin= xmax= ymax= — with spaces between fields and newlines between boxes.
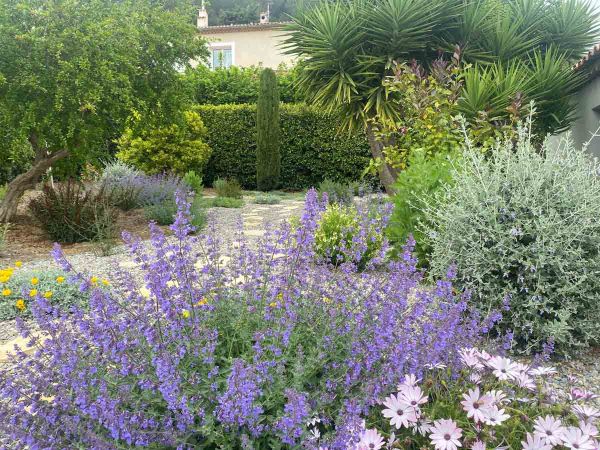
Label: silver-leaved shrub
xmin=425 ymin=126 xmax=600 ymax=354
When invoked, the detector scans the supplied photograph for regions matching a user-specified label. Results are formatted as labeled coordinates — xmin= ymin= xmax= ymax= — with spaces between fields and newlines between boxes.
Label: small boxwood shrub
xmin=29 ymin=181 xmax=118 ymax=244
xmin=0 ymin=267 xmax=91 ymax=320
xmin=213 ymin=178 xmax=242 ymax=199
xmin=196 ymin=104 xmax=373 ymax=190
xmin=425 ymin=129 xmax=600 ymax=354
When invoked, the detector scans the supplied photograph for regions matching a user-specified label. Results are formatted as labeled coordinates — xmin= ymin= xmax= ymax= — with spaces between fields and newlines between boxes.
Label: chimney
xmin=259 ymin=4 xmax=270 ymax=23
xmin=197 ymin=1 xmax=208 ymax=29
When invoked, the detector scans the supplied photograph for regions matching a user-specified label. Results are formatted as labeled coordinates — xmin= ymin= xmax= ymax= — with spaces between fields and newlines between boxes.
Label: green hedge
xmin=196 ymin=104 xmax=372 ymax=190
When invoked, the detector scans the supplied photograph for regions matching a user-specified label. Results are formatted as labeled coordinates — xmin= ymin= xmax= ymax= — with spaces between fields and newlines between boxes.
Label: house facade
xmin=196 ymin=7 xmax=294 ymax=69
xmin=564 ymin=44 xmax=600 ymax=157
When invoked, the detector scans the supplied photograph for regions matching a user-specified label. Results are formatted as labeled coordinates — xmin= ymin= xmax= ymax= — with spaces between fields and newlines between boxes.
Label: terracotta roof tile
xmin=198 ymin=21 xmax=292 ymax=34
xmin=575 ymin=43 xmax=600 ymax=70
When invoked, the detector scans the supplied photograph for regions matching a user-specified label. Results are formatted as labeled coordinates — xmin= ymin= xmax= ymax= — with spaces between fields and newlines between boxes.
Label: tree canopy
xmin=206 ymin=0 xmax=298 ymax=25
xmin=0 ymin=0 xmax=207 ymax=221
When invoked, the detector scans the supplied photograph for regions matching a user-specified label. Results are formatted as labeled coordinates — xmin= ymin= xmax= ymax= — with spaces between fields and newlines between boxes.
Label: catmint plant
xmin=0 ymin=190 xmax=498 ymax=449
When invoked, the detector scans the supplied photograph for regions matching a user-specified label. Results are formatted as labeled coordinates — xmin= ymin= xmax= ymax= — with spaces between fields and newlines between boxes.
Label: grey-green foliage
xmin=253 ymin=193 xmax=281 ymax=205
xmin=424 ymin=126 xmax=600 ymax=355
xmin=317 ymin=179 xmax=358 ymax=206
xmin=144 ymin=199 xmax=177 ymax=226
xmin=0 ymin=269 xmax=90 ymax=321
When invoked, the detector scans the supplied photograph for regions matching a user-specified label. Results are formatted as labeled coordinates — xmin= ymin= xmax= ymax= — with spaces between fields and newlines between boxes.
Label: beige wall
xmin=199 ymin=28 xmax=294 ymax=69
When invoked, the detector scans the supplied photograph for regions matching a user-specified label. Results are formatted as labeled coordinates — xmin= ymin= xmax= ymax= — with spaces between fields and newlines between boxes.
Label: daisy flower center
xmin=396 ymin=409 xmax=404 ymax=415
xmin=444 ymin=434 xmax=451 ymax=441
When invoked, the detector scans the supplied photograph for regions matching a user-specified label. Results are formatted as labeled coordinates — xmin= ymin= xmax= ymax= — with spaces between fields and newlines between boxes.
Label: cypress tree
xmin=256 ymin=68 xmax=280 ymax=191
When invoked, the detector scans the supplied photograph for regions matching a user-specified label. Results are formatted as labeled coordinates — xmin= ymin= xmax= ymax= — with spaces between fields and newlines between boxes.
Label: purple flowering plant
xmin=0 ymin=190 xmax=500 ymax=448
xmin=339 ymin=349 xmax=599 ymax=450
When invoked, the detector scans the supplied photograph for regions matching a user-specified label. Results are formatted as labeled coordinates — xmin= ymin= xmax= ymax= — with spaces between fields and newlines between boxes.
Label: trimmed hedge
xmin=195 ymin=104 xmax=372 ymax=190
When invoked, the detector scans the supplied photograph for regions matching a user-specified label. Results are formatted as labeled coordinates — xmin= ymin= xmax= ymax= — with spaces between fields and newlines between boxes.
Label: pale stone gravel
xmin=0 ymin=197 xmax=305 ymax=346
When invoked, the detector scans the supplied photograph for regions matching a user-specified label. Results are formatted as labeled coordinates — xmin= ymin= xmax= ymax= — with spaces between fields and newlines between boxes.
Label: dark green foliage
xmin=28 ymin=181 xmax=119 ymax=244
xmin=213 ymin=178 xmax=243 ymax=199
xmin=317 ymin=179 xmax=358 ymax=206
xmin=196 ymin=104 xmax=372 ymax=190
xmin=256 ymin=69 xmax=281 ymax=191
xmin=387 ymin=150 xmax=459 ymax=266
xmin=184 ymin=65 xmax=301 ymax=104
xmin=144 ymin=199 xmax=177 ymax=226
xmin=206 ymin=0 xmax=297 ymax=25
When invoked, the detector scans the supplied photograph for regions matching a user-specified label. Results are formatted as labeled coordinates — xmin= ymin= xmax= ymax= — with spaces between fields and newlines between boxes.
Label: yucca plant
xmin=284 ymin=0 xmax=598 ymax=190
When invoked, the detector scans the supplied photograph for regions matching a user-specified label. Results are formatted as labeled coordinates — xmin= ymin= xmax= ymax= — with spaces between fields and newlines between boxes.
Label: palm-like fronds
xmin=284 ymin=0 xmax=599 ymax=136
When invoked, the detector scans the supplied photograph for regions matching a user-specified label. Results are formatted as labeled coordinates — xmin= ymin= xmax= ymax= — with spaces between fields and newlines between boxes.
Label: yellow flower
xmin=14 ymin=261 xmax=22 ymax=268
xmin=0 ymin=276 xmax=9 ymax=284
xmin=43 ymin=291 xmax=53 ymax=298
xmin=195 ymin=298 xmax=208 ymax=306
xmin=2 ymin=289 xmax=11 ymax=297
xmin=322 ymin=296 xmax=333 ymax=304
xmin=29 ymin=289 xmax=38 ymax=297
xmin=269 ymin=302 xmax=278 ymax=308
xmin=31 ymin=277 xmax=39 ymax=286
xmin=277 ymin=292 xmax=284 ymax=300
xmin=182 ymin=309 xmax=191 ymax=319
xmin=90 ymin=276 xmax=99 ymax=284
xmin=101 ymin=279 xmax=110 ymax=286
xmin=56 ymin=276 xmax=65 ymax=284
xmin=15 ymin=299 xmax=25 ymax=311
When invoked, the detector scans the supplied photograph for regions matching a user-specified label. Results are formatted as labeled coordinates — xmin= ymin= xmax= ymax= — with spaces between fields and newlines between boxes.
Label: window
xmin=211 ymin=45 xmax=233 ymax=69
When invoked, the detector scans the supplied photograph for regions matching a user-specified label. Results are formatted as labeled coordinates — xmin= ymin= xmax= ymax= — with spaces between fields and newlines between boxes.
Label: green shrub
xmin=190 ymin=196 xmax=207 ymax=231
xmin=29 ymin=181 xmax=119 ymax=244
xmin=317 ymin=179 xmax=357 ymax=206
xmin=387 ymin=149 xmax=460 ymax=265
xmin=256 ymin=68 xmax=281 ymax=191
xmin=210 ymin=197 xmax=244 ymax=208
xmin=253 ymin=193 xmax=281 ymax=205
xmin=183 ymin=64 xmax=302 ymax=105
xmin=314 ymin=203 xmax=384 ymax=270
xmin=196 ymin=104 xmax=373 ymax=190
xmin=116 ymin=111 xmax=212 ymax=176
xmin=0 ymin=184 xmax=6 ymax=201
xmin=425 ymin=128 xmax=600 ymax=354
xmin=182 ymin=170 xmax=203 ymax=195
xmin=213 ymin=178 xmax=242 ymax=199
xmin=144 ymin=199 xmax=178 ymax=226
xmin=0 ymin=268 xmax=91 ymax=321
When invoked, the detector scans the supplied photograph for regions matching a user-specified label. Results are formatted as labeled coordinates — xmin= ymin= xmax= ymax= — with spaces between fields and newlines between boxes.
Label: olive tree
xmin=0 ymin=0 xmax=207 ymax=221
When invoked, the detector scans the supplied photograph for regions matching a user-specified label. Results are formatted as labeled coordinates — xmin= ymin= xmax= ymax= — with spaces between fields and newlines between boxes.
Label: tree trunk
xmin=0 ymin=137 xmax=69 ymax=222
xmin=365 ymin=124 xmax=398 ymax=194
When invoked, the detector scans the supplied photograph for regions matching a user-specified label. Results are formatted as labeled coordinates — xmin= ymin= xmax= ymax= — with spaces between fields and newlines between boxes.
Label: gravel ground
xmin=0 ymin=196 xmax=305 ymax=345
